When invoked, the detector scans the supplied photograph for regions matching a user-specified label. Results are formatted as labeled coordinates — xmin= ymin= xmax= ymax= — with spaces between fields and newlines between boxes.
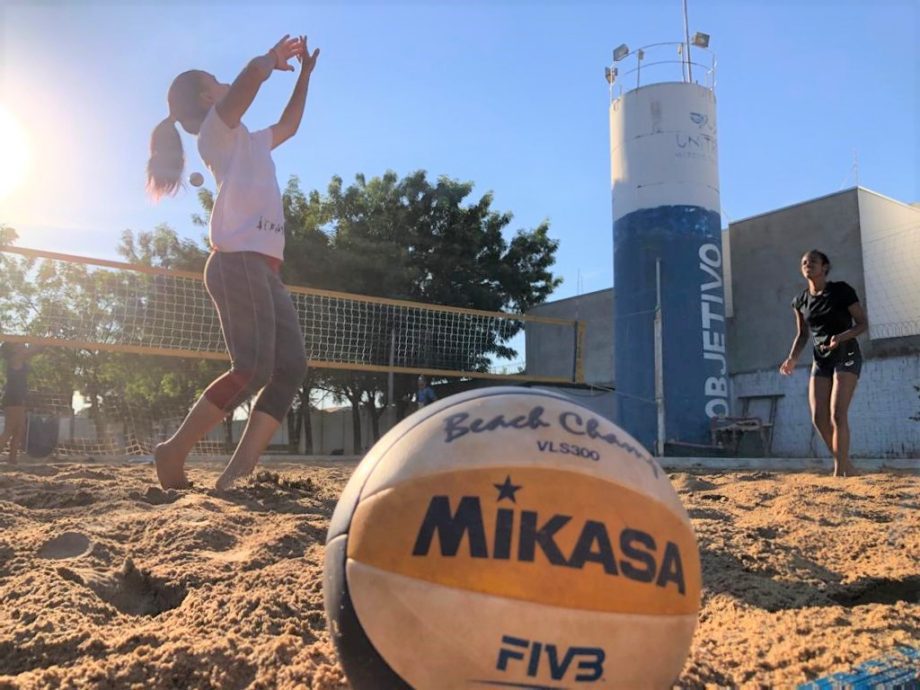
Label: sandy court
xmin=0 ymin=456 xmax=917 ymax=689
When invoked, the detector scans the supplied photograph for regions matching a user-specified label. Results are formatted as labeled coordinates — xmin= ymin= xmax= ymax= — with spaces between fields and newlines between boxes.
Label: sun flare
xmin=0 ymin=106 xmax=32 ymax=201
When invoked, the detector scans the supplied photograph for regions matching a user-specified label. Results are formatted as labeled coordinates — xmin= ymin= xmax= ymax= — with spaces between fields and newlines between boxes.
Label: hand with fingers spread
xmin=270 ymin=35 xmax=302 ymax=72
xmin=270 ymin=33 xmax=319 ymax=148
xmin=295 ymin=35 xmax=321 ymax=77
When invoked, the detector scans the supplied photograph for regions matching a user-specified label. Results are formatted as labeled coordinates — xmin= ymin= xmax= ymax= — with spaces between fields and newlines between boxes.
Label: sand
xmin=0 ymin=458 xmax=917 ymax=689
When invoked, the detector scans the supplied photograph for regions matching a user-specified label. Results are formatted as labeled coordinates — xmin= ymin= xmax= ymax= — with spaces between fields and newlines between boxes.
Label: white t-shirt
xmin=197 ymin=107 xmax=285 ymax=260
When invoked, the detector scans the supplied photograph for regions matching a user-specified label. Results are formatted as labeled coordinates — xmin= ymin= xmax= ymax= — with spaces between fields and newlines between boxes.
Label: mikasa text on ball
xmin=324 ymin=387 xmax=701 ymax=689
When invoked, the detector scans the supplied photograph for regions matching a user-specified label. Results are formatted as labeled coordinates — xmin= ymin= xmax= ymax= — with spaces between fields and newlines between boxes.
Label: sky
xmin=0 ymin=0 xmax=917 ymax=303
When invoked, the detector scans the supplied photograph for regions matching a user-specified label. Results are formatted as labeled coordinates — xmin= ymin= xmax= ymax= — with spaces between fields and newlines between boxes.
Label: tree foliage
xmin=280 ymin=170 xmax=561 ymax=450
xmin=1 ymin=223 xmax=226 ymax=447
xmin=1 ymin=168 xmax=561 ymax=454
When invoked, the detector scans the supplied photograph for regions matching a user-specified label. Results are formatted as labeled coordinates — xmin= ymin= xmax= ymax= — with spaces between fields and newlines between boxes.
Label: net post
xmin=386 ymin=327 xmax=397 ymax=432
xmin=573 ymin=320 xmax=587 ymax=383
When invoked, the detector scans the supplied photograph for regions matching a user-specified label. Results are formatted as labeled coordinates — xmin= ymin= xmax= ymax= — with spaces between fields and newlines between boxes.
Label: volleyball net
xmin=0 ymin=245 xmax=585 ymax=456
xmin=0 ymin=245 xmax=584 ymax=381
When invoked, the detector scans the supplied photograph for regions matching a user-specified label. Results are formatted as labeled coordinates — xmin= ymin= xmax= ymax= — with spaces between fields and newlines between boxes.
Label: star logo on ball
xmin=493 ymin=475 xmax=522 ymax=503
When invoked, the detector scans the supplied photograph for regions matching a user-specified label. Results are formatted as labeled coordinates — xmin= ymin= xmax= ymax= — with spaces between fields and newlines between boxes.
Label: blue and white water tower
xmin=607 ymin=38 xmax=728 ymax=453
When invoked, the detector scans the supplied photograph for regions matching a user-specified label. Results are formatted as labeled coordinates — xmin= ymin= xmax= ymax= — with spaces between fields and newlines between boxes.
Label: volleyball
xmin=324 ymin=387 xmax=701 ymax=689
xmin=188 ymin=171 xmax=204 ymax=187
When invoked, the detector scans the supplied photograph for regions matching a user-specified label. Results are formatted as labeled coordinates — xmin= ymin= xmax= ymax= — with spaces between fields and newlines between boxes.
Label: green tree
xmin=118 ymin=224 xmax=209 ymax=273
xmin=290 ymin=170 xmax=561 ymax=450
xmin=0 ymin=224 xmax=17 ymax=249
xmin=114 ymin=225 xmax=228 ymax=446
xmin=0 ymin=226 xmax=78 ymax=421
xmin=191 ymin=172 xmax=561 ymax=453
xmin=0 ymin=234 xmax=122 ymax=441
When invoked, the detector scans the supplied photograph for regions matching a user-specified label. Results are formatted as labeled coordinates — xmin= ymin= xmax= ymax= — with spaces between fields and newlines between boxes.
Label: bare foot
xmin=215 ymin=469 xmax=241 ymax=492
xmin=833 ymin=463 xmax=859 ymax=478
xmin=215 ymin=464 xmax=248 ymax=492
xmin=215 ymin=452 xmax=263 ymax=492
xmin=154 ymin=442 xmax=189 ymax=490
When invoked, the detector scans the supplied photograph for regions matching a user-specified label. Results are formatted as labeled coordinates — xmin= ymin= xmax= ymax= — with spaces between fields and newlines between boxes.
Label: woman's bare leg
xmin=830 ymin=372 xmax=859 ymax=477
xmin=808 ymin=376 xmax=834 ymax=461
xmin=154 ymin=396 xmax=226 ymax=489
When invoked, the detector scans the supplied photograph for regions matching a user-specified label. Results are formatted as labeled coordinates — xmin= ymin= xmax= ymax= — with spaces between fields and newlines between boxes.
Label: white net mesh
xmin=0 ymin=246 xmax=581 ymax=378
xmin=1 ymin=246 xmax=583 ymax=458
xmin=25 ymin=392 xmax=227 ymax=458
xmin=858 ymin=192 xmax=920 ymax=340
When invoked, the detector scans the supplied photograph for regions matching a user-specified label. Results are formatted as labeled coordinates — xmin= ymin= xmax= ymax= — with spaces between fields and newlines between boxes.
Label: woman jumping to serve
xmin=146 ymin=34 xmax=319 ymax=490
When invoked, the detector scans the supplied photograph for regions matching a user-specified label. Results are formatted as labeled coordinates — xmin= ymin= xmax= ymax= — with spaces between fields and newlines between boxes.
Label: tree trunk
xmin=302 ymin=389 xmax=314 ymax=455
xmin=360 ymin=386 xmax=388 ymax=443
xmin=346 ymin=388 xmax=363 ymax=453
xmin=350 ymin=404 xmax=362 ymax=453
xmin=366 ymin=398 xmax=381 ymax=443
xmin=287 ymin=406 xmax=300 ymax=453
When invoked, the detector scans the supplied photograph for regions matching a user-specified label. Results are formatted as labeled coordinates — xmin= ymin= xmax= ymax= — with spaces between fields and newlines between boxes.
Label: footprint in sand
xmin=671 ymin=476 xmax=719 ymax=493
xmin=688 ymin=507 xmax=730 ymax=521
xmin=38 ymin=531 xmax=93 ymax=560
xmin=58 ymin=558 xmax=187 ymax=616
xmin=129 ymin=486 xmax=183 ymax=506
xmin=0 ymin=541 xmax=14 ymax=575
xmin=56 ymin=469 xmax=116 ymax=482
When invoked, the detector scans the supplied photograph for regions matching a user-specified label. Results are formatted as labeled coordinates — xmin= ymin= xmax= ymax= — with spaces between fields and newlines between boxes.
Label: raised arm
xmin=216 ymin=35 xmax=302 ymax=129
xmin=272 ymin=35 xmax=320 ymax=149
xmin=779 ymin=308 xmax=808 ymax=375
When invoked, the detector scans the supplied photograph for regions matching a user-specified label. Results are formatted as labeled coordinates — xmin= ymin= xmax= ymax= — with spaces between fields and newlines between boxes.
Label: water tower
xmin=607 ymin=31 xmax=728 ymax=454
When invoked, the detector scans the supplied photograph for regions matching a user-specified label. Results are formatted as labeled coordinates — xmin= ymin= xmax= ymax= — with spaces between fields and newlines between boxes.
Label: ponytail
xmin=146 ymin=117 xmax=184 ymax=201
xmin=146 ymin=69 xmax=210 ymax=201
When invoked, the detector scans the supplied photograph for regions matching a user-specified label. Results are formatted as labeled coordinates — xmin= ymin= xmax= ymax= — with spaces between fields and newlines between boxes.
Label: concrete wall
xmin=26 ymin=408 xmax=381 ymax=456
xmin=523 ymin=186 xmax=920 ymax=457
xmin=526 ymin=288 xmax=615 ymax=386
xmin=308 ymin=408 xmax=379 ymax=455
xmin=732 ymin=353 xmax=920 ymax=458
xmin=725 ymin=187 xmax=920 ymax=373
xmin=726 ymin=188 xmax=867 ymax=374
xmin=858 ymin=188 xmax=920 ymax=340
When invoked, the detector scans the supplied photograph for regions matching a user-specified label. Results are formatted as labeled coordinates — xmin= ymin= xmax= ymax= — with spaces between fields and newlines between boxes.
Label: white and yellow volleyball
xmin=324 ymin=387 xmax=700 ymax=689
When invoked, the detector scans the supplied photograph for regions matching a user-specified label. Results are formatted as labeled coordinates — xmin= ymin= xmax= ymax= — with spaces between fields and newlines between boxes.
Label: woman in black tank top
xmin=779 ymin=250 xmax=868 ymax=477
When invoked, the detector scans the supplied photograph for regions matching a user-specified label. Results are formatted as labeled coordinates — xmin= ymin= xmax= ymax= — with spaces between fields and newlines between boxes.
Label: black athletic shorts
xmin=811 ymin=341 xmax=862 ymax=379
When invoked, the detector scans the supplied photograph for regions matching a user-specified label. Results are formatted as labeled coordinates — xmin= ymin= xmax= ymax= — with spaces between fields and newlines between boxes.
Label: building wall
xmin=726 ymin=188 xmax=866 ymax=374
xmin=732 ymin=353 xmax=920 ymax=458
xmin=524 ymin=186 xmax=920 ymax=457
xmin=28 ymin=407 xmax=380 ymax=456
xmin=725 ymin=187 xmax=920 ymax=457
xmin=857 ymin=188 xmax=920 ymax=340
xmin=527 ymin=288 xmax=615 ymax=386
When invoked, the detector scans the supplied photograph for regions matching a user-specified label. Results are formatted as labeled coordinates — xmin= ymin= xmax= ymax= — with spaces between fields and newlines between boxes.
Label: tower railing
xmin=606 ymin=42 xmax=716 ymax=99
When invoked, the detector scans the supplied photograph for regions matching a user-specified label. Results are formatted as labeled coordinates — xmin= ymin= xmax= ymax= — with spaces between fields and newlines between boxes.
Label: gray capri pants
xmin=202 ymin=251 xmax=307 ymax=422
